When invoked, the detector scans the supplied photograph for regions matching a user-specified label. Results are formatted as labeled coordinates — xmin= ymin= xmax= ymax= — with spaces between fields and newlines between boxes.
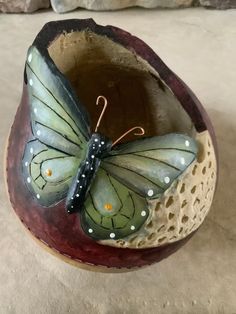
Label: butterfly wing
xmin=22 ymin=46 xmax=90 ymax=206
xmin=81 ymin=134 xmax=197 ymax=240
xmin=101 ymin=134 xmax=198 ymax=200
xmin=22 ymin=140 xmax=82 ymax=206
xmin=81 ymin=168 xmax=148 ymax=240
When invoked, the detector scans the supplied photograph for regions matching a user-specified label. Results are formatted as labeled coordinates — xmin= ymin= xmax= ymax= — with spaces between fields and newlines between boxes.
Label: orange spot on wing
xmin=45 ymin=169 xmax=52 ymax=177
xmin=104 ymin=203 xmax=113 ymax=211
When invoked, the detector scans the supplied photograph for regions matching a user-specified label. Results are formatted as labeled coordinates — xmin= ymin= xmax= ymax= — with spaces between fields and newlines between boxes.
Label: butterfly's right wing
xmin=102 ymin=134 xmax=198 ymax=200
xmin=80 ymin=168 xmax=148 ymax=240
xmin=22 ymin=46 xmax=90 ymax=206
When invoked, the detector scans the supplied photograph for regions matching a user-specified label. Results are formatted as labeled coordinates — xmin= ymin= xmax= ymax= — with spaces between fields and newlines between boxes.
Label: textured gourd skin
xmin=6 ymin=19 xmax=217 ymax=270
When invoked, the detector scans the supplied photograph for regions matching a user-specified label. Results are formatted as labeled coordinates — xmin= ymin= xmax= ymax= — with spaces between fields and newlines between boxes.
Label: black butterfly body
xmin=66 ymin=133 xmax=112 ymax=213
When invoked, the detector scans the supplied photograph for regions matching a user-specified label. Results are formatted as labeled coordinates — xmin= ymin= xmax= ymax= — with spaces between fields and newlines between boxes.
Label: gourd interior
xmin=48 ymin=30 xmax=196 ymax=142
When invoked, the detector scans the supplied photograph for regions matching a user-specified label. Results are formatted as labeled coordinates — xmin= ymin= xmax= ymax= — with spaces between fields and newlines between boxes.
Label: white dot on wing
xmin=29 ymin=79 xmax=33 ymax=86
xmin=110 ymin=233 xmax=115 ymax=239
xmin=25 ymin=161 xmax=28 ymax=167
xmin=101 ymin=141 xmax=105 ymax=145
xmin=79 ymin=186 xmax=82 ymax=189
xmin=27 ymin=177 xmax=31 ymax=183
xmin=34 ymin=108 xmax=37 ymax=114
xmin=180 ymin=157 xmax=185 ymax=165
xmin=141 ymin=210 xmax=146 ymax=217
xmin=30 ymin=148 xmax=33 ymax=154
xmin=36 ymin=130 xmax=41 ymax=136
xmin=185 ymin=140 xmax=190 ymax=147
xmin=147 ymin=189 xmax=154 ymax=197
xmin=91 ymin=167 xmax=93 ymax=170
xmin=94 ymin=139 xmax=98 ymax=142
xmin=82 ymin=174 xmax=85 ymax=178
xmin=91 ymin=155 xmax=95 ymax=159
xmin=164 ymin=176 xmax=170 ymax=184
xmin=28 ymin=53 xmax=32 ymax=63
xmin=88 ymin=228 xmax=93 ymax=233
xmin=36 ymin=194 xmax=40 ymax=199
xmin=76 ymin=194 xmax=79 ymax=197
xmin=131 ymin=225 xmax=135 ymax=230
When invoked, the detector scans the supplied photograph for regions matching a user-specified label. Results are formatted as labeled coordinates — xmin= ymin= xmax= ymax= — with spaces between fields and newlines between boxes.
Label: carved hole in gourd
xmin=193 ymin=198 xmax=200 ymax=207
xmin=155 ymin=202 xmax=161 ymax=212
xmin=200 ymin=206 xmax=205 ymax=212
xmin=192 ymin=165 xmax=197 ymax=176
xmin=147 ymin=233 xmax=156 ymax=240
xmin=168 ymin=212 xmax=174 ymax=220
xmin=165 ymin=196 xmax=174 ymax=208
xmin=168 ymin=225 xmax=175 ymax=232
xmin=116 ymin=240 xmax=125 ymax=246
xmin=146 ymin=221 xmax=153 ymax=229
xmin=158 ymin=237 xmax=167 ymax=243
xmin=191 ymin=185 xmax=197 ymax=194
xmin=182 ymin=215 xmax=189 ymax=223
xmin=180 ymin=183 xmax=185 ymax=194
xmin=129 ymin=236 xmax=137 ymax=244
xmin=181 ymin=200 xmax=188 ymax=208
xmin=158 ymin=225 xmax=165 ymax=232
xmin=137 ymin=240 xmax=145 ymax=247
xmin=197 ymin=142 xmax=205 ymax=163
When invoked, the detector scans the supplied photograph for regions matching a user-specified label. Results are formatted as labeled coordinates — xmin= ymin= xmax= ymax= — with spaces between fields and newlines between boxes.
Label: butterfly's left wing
xmin=22 ymin=46 xmax=90 ymax=206
xmin=22 ymin=139 xmax=82 ymax=206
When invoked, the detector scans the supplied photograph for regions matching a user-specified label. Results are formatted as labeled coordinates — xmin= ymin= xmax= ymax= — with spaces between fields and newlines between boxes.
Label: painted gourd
xmin=6 ymin=19 xmax=218 ymax=271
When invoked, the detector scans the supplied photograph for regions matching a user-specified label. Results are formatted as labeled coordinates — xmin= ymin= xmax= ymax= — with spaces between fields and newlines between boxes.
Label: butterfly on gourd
xmin=22 ymin=46 xmax=198 ymax=241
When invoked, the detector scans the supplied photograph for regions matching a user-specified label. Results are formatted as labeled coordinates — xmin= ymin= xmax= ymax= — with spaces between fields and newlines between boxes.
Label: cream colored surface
xmin=0 ymin=8 xmax=236 ymax=314
xmin=101 ymin=131 xmax=217 ymax=248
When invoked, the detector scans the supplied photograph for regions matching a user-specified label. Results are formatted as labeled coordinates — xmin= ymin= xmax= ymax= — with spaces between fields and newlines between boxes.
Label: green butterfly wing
xmin=22 ymin=140 xmax=81 ymax=206
xmin=22 ymin=46 xmax=89 ymax=206
xmin=102 ymin=134 xmax=198 ymax=200
xmin=81 ymin=168 xmax=148 ymax=240
xmin=81 ymin=134 xmax=198 ymax=240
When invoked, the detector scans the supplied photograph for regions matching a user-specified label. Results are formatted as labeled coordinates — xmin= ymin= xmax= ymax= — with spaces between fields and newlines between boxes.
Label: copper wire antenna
xmin=95 ymin=95 xmax=145 ymax=146
xmin=112 ymin=127 xmax=145 ymax=147
xmin=95 ymin=96 xmax=108 ymax=132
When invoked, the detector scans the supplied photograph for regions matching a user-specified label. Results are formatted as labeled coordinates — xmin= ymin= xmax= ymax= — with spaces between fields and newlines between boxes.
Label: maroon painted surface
xmin=7 ymin=19 xmax=217 ymax=270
